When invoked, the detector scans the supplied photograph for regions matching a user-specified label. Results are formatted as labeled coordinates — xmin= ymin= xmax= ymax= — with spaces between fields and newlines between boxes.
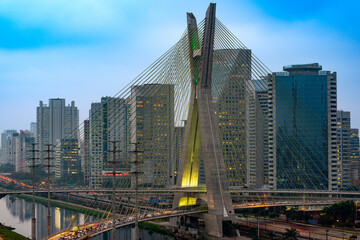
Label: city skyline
xmin=1 ymin=0 xmax=360 ymax=133
xmin=0 ymin=3 xmax=359 ymax=239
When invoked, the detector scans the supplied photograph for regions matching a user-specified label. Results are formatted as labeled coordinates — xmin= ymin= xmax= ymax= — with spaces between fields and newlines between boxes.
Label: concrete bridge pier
xmin=172 ymin=3 xmax=236 ymax=238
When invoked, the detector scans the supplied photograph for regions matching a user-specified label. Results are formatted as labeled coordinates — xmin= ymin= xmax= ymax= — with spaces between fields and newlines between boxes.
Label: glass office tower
xmin=268 ymin=63 xmax=337 ymax=190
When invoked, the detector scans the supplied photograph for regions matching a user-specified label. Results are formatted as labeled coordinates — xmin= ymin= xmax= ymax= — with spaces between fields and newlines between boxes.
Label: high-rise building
xmin=212 ymin=49 xmax=264 ymax=188
xmin=37 ymin=99 xmax=79 ymax=179
xmin=89 ymin=97 xmax=130 ymax=188
xmin=36 ymin=99 xmax=79 ymax=154
xmin=130 ymin=84 xmax=174 ymax=187
xmin=83 ymin=120 xmax=90 ymax=185
xmin=1 ymin=130 xmax=18 ymax=164
xmin=336 ymin=111 xmax=352 ymax=188
xmin=15 ymin=130 xmax=35 ymax=172
xmin=268 ymin=63 xmax=337 ymax=190
xmin=253 ymin=79 xmax=269 ymax=186
xmin=30 ymin=122 xmax=37 ymax=137
xmin=248 ymin=81 xmax=265 ymax=188
xmin=89 ymin=102 xmax=102 ymax=188
xmin=54 ymin=138 xmax=80 ymax=180
xmin=350 ymin=129 xmax=360 ymax=184
xmin=1 ymin=130 xmax=17 ymax=149
xmin=172 ymin=126 xmax=185 ymax=185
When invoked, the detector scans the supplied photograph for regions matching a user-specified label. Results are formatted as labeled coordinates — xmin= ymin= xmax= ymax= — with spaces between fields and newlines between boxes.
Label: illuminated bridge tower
xmin=174 ymin=3 xmax=235 ymax=238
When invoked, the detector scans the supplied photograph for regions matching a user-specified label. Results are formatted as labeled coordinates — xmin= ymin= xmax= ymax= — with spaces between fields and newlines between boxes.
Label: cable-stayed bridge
xmin=3 ymin=3 xmax=359 ymax=240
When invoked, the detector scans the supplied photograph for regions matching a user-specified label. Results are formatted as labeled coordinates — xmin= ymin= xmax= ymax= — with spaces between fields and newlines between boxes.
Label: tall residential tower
xmin=89 ymin=97 xmax=130 ymax=188
xmin=37 ymin=99 xmax=79 ymax=151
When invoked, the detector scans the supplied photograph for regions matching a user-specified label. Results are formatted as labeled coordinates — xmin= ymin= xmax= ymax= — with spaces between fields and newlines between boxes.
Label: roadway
xmin=1 ymin=174 xmax=360 ymax=196
xmin=234 ymin=200 xmax=339 ymax=209
xmin=48 ymin=208 xmax=206 ymax=240
xmin=239 ymin=217 xmax=359 ymax=240
xmin=2 ymin=187 xmax=360 ymax=197
xmin=1 ymin=187 xmax=360 ymax=197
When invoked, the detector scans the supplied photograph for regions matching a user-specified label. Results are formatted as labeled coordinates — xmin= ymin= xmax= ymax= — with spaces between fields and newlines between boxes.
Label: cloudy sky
xmin=1 ymin=0 xmax=360 ymax=133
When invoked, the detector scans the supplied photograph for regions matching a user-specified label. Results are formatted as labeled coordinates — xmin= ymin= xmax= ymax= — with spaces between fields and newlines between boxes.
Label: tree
xmin=321 ymin=200 xmax=355 ymax=225
xmin=283 ymin=227 xmax=299 ymax=240
xmin=267 ymin=230 xmax=276 ymax=240
xmin=318 ymin=213 xmax=333 ymax=226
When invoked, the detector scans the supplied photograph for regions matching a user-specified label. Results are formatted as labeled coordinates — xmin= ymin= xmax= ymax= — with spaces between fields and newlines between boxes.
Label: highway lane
xmin=238 ymin=217 xmax=359 ymax=239
xmin=48 ymin=209 xmax=206 ymax=240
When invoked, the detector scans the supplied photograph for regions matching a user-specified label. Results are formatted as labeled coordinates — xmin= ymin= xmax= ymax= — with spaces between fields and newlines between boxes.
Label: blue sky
xmin=1 ymin=0 xmax=360 ymax=132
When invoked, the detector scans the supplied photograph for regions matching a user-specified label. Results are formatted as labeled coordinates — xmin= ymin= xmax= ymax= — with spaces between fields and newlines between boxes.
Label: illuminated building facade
xmin=83 ymin=120 xmax=90 ymax=185
xmin=350 ymin=129 xmax=360 ymax=184
xmin=54 ymin=138 xmax=80 ymax=180
xmin=130 ymin=84 xmax=174 ymax=188
xmin=336 ymin=110 xmax=352 ymax=188
xmin=212 ymin=49 xmax=264 ymax=188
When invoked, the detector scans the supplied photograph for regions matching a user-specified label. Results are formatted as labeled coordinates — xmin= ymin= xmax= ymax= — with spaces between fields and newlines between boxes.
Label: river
xmin=0 ymin=195 xmax=99 ymax=239
xmin=0 ymin=195 xmax=172 ymax=240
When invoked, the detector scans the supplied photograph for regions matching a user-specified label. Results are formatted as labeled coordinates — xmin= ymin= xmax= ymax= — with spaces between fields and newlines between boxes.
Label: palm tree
xmin=283 ymin=227 xmax=299 ymax=240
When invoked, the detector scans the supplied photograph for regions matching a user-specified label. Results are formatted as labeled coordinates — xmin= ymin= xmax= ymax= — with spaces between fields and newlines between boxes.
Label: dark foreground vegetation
xmin=0 ymin=223 xmax=29 ymax=240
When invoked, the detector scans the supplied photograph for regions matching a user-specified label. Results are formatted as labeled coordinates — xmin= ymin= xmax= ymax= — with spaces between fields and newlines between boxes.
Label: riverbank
xmin=16 ymin=194 xmax=108 ymax=219
xmin=0 ymin=223 xmax=29 ymax=240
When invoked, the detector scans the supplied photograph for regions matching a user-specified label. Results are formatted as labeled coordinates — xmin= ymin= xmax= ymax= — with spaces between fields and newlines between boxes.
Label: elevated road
xmin=48 ymin=208 xmax=207 ymax=240
xmin=1 ymin=187 xmax=360 ymax=196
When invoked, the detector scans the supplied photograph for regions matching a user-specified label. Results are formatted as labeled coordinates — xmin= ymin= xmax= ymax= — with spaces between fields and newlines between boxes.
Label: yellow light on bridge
xmin=179 ymin=197 xmax=197 ymax=207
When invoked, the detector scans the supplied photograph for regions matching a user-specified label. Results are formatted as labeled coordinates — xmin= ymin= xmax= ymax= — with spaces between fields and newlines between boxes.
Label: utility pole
xmin=29 ymin=143 xmax=39 ymax=240
xmin=108 ymin=141 xmax=122 ymax=240
xmin=44 ymin=144 xmax=54 ymax=238
xmin=130 ymin=142 xmax=143 ymax=240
